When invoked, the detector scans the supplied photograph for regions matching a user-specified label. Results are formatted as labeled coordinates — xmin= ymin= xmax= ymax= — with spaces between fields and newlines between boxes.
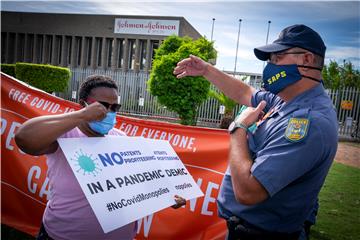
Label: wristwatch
xmin=228 ymin=120 xmax=248 ymax=134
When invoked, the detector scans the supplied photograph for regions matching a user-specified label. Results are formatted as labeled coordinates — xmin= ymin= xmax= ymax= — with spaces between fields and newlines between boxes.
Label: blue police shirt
xmin=217 ymin=84 xmax=338 ymax=232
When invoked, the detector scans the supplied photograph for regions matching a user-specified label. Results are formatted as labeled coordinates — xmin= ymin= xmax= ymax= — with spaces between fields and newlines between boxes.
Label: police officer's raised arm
xmin=173 ymin=55 xmax=256 ymax=107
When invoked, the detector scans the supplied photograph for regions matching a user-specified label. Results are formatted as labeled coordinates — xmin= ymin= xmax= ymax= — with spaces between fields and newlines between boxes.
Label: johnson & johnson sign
xmin=114 ymin=18 xmax=180 ymax=36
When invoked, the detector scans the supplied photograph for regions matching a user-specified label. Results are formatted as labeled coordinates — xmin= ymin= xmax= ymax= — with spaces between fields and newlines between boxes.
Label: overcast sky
xmin=2 ymin=0 xmax=359 ymax=74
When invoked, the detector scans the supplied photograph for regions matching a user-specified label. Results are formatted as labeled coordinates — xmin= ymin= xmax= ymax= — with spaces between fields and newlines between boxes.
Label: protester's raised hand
xmin=173 ymin=55 xmax=209 ymax=78
xmin=81 ymin=102 xmax=108 ymax=122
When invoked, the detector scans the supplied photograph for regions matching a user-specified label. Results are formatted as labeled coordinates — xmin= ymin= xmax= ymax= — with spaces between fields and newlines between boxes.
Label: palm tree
xmin=208 ymin=89 xmax=237 ymax=129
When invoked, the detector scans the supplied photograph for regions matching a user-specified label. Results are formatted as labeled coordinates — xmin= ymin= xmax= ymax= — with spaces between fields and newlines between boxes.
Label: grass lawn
xmin=2 ymin=162 xmax=359 ymax=239
xmin=310 ymin=162 xmax=360 ymax=240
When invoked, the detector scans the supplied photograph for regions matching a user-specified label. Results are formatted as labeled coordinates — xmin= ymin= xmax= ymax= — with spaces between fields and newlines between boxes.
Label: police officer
xmin=173 ymin=24 xmax=338 ymax=239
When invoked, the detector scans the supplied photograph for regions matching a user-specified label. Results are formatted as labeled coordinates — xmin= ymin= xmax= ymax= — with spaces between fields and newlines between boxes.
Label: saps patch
xmin=285 ymin=118 xmax=310 ymax=142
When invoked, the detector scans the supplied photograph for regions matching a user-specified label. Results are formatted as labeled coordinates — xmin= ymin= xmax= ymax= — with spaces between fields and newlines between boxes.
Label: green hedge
xmin=1 ymin=64 xmax=16 ymax=77
xmin=15 ymin=63 xmax=71 ymax=93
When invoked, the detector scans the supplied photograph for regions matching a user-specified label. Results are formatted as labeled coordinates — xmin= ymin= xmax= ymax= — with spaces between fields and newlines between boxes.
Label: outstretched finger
xmin=189 ymin=54 xmax=200 ymax=61
xmin=176 ymin=71 xmax=188 ymax=79
xmin=255 ymin=101 xmax=267 ymax=113
xmin=173 ymin=65 xmax=185 ymax=74
xmin=177 ymin=57 xmax=193 ymax=67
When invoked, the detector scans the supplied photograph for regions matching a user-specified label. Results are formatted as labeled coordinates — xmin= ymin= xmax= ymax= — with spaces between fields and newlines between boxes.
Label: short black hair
xmin=79 ymin=75 xmax=118 ymax=101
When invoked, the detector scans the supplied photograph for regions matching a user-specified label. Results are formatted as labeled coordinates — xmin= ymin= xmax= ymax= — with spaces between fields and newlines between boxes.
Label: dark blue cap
xmin=254 ymin=24 xmax=326 ymax=61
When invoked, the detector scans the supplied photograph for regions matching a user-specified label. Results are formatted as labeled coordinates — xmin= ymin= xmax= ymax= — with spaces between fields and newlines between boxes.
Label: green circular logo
xmin=72 ymin=150 xmax=102 ymax=176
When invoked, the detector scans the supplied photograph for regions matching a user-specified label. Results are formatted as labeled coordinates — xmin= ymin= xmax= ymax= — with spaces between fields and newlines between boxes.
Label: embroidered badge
xmin=285 ymin=118 xmax=310 ymax=142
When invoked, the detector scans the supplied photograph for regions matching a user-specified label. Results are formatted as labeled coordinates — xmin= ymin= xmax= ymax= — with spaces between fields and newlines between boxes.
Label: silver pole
xmin=263 ymin=20 xmax=271 ymax=69
xmin=234 ymin=19 xmax=242 ymax=75
xmin=211 ymin=18 xmax=215 ymax=41
xmin=265 ymin=20 xmax=271 ymax=45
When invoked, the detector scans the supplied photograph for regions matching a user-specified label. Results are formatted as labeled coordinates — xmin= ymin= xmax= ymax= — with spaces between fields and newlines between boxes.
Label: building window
xmin=139 ymin=40 xmax=147 ymax=70
xmin=26 ymin=34 xmax=34 ymax=62
xmin=45 ymin=35 xmax=52 ymax=63
xmin=75 ymin=36 xmax=82 ymax=66
xmin=116 ymin=39 xmax=124 ymax=68
xmin=7 ymin=32 xmax=16 ymax=63
xmin=55 ymin=35 xmax=62 ymax=65
xmin=36 ymin=34 xmax=44 ymax=63
xmin=65 ymin=36 xmax=72 ymax=65
xmin=17 ymin=33 xmax=25 ymax=62
xmin=106 ymin=38 xmax=113 ymax=68
xmin=128 ymin=39 xmax=136 ymax=70
xmin=85 ymin=37 xmax=92 ymax=66
xmin=150 ymin=40 xmax=159 ymax=69
xmin=95 ymin=37 xmax=103 ymax=67
xmin=1 ymin=32 xmax=7 ymax=62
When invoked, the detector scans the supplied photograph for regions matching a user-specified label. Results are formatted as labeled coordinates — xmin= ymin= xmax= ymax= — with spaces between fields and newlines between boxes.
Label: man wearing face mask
xmin=173 ymin=24 xmax=338 ymax=239
xmin=15 ymin=75 xmax=186 ymax=240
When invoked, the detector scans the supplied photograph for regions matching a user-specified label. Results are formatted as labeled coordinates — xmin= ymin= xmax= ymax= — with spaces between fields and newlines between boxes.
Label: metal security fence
xmin=58 ymin=68 xmax=359 ymax=140
xmin=60 ymin=68 xmax=178 ymax=119
xmin=60 ymin=68 xmax=231 ymax=126
xmin=327 ymin=87 xmax=360 ymax=140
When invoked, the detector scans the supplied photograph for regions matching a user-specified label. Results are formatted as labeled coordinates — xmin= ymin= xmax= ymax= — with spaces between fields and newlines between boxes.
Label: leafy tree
xmin=153 ymin=36 xmax=191 ymax=60
xmin=148 ymin=35 xmax=217 ymax=125
xmin=322 ymin=60 xmax=360 ymax=89
xmin=342 ymin=61 xmax=360 ymax=89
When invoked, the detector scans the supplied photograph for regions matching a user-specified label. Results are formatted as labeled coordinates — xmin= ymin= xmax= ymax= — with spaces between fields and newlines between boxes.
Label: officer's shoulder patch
xmin=285 ymin=118 xmax=310 ymax=142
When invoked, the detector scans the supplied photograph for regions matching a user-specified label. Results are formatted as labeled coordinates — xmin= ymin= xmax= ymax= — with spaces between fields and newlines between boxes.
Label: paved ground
xmin=335 ymin=142 xmax=360 ymax=168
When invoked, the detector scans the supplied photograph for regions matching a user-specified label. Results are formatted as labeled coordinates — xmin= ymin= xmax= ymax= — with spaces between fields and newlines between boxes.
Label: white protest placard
xmin=57 ymin=136 xmax=203 ymax=234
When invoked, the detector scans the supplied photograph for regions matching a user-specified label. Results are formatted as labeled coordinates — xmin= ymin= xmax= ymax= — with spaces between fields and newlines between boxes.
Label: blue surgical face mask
xmin=88 ymin=112 xmax=117 ymax=135
xmin=262 ymin=62 xmax=322 ymax=94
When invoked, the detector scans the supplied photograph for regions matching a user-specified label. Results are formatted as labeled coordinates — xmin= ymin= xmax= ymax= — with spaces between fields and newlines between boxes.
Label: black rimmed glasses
xmin=86 ymin=97 xmax=121 ymax=112
xmin=269 ymin=51 xmax=308 ymax=63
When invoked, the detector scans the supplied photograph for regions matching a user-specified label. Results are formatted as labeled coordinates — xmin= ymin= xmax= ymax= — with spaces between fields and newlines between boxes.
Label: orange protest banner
xmin=1 ymin=72 xmax=228 ymax=239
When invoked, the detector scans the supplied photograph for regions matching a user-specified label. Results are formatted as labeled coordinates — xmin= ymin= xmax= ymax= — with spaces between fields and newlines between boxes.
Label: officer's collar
xmin=277 ymin=84 xmax=325 ymax=117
